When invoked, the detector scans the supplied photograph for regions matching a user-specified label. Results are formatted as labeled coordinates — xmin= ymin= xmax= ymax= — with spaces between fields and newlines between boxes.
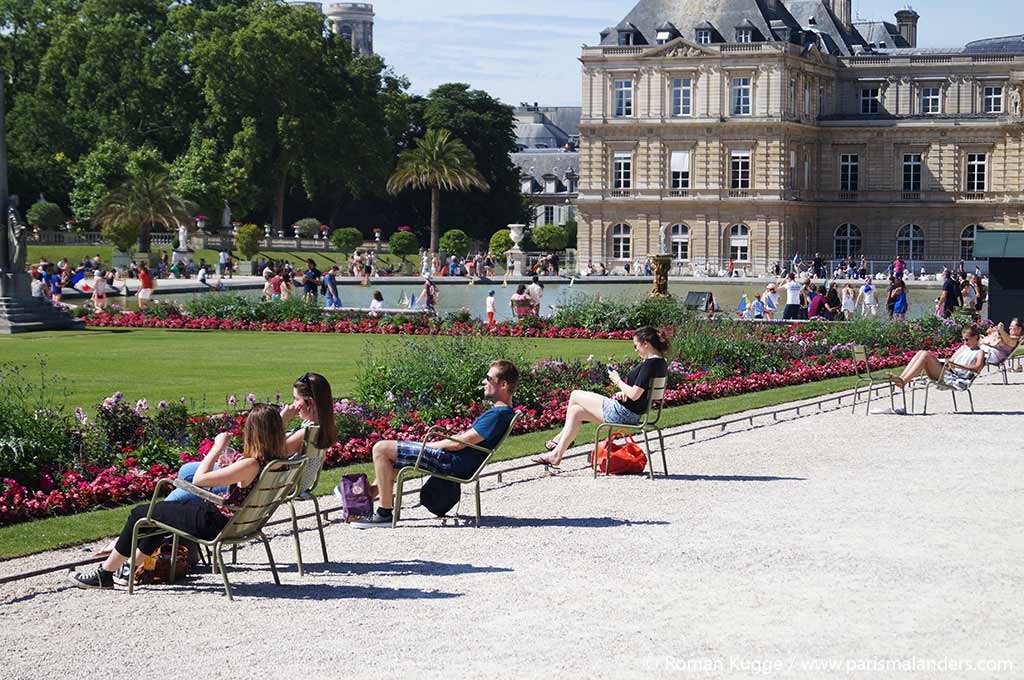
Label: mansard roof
xmin=964 ymin=34 xmax=1024 ymax=54
xmin=511 ymin=150 xmax=579 ymax=183
xmin=853 ymin=20 xmax=909 ymax=49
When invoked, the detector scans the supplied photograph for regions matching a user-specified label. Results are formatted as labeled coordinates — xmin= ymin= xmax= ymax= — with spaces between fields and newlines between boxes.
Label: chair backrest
xmin=219 ymin=458 xmax=306 ymax=541
xmin=293 ymin=425 xmax=324 ymax=495
xmin=461 ymin=410 xmax=522 ymax=481
xmin=852 ymin=345 xmax=869 ymax=376
xmin=641 ymin=376 xmax=668 ymax=426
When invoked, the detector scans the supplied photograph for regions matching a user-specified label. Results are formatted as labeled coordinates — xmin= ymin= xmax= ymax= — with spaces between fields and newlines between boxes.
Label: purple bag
xmin=338 ymin=473 xmax=373 ymax=522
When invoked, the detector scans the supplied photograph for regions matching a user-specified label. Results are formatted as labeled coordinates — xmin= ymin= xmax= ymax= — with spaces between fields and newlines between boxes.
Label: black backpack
xmin=420 ymin=476 xmax=460 ymax=517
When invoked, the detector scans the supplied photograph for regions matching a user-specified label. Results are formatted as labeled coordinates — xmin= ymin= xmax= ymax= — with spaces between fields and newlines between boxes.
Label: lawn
xmin=0 ymin=328 xmax=632 ymax=411
xmin=0 ymin=374 xmax=866 ymax=560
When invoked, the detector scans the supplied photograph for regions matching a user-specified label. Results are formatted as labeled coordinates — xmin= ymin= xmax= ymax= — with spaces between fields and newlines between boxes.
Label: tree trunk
xmin=274 ymin=170 xmax=288 ymax=232
xmin=139 ymin=222 xmax=151 ymax=253
xmin=430 ymin=186 xmax=440 ymax=255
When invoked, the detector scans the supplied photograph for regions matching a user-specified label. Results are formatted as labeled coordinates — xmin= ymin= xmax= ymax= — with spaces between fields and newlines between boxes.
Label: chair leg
xmin=850 ymin=385 xmax=859 ymax=413
xmin=642 ymin=429 xmax=654 ymax=481
xmin=968 ymin=389 xmax=975 ymax=413
xmin=392 ymin=471 xmax=406 ymax=527
xmin=1002 ymin=364 xmax=1008 ymax=385
xmin=865 ymin=382 xmax=874 ymax=415
xmin=231 ymin=544 xmax=237 ymax=565
xmin=168 ymin=534 xmax=179 ymax=585
xmin=951 ymin=391 xmax=958 ymax=413
xmin=260 ymin=531 xmax=280 ymax=586
xmin=215 ymin=544 xmax=233 ymax=601
xmin=474 ymin=479 xmax=481 ymax=528
xmin=658 ymin=429 xmax=668 ymax=476
xmin=288 ymin=501 xmax=304 ymax=577
xmin=923 ymin=384 xmax=929 ymax=415
xmin=311 ymin=495 xmax=328 ymax=563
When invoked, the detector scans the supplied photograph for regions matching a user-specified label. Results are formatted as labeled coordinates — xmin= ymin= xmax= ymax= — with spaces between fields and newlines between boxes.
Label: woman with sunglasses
xmin=887 ymin=325 xmax=986 ymax=390
xmin=279 ymin=372 xmax=337 ymax=454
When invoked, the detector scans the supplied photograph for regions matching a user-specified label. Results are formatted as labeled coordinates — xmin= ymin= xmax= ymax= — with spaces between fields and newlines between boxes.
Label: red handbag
xmin=591 ymin=432 xmax=648 ymax=475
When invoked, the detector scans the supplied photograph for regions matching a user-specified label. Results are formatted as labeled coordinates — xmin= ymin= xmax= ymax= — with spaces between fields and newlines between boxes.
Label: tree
xmin=489 ymin=229 xmax=514 ymax=258
xmin=102 ymin=222 xmax=140 ymax=254
xmin=293 ymin=218 xmax=321 ymax=238
xmin=93 ymin=170 xmax=196 ymax=252
xmin=387 ymin=128 xmax=489 ymax=254
xmin=532 ymin=224 xmax=568 ymax=252
xmin=330 ymin=227 xmax=364 ymax=255
xmin=439 ymin=229 xmax=471 ymax=258
xmin=388 ymin=230 xmax=419 ymax=270
xmin=25 ymin=201 xmax=65 ymax=230
xmin=235 ymin=223 xmax=262 ymax=260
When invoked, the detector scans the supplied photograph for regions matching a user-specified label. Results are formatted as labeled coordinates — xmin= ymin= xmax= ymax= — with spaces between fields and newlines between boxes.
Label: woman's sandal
xmin=544 ymin=439 xmax=558 ymax=451
xmin=531 ymin=455 xmax=560 ymax=469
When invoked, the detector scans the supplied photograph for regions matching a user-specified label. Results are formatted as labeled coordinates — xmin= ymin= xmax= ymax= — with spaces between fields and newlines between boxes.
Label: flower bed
xmin=1 ymin=330 xmax=958 ymax=526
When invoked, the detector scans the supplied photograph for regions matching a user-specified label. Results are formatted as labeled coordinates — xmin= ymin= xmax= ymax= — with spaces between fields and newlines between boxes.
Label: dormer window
xmin=656 ymin=31 xmax=672 ymax=44
xmin=618 ymin=31 xmax=634 ymax=46
xmin=655 ymin=22 xmax=679 ymax=45
xmin=696 ymin=29 xmax=711 ymax=44
xmin=735 ymin=28 xmax=753 ymax=43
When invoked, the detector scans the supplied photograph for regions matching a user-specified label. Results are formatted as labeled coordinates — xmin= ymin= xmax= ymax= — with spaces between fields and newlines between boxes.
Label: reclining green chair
xmin=128 ymin=457 xmax=305 ymax=600
xmin=392 ymin=411 xmax=522 ymax=528
xmin=281 ymin=425 xmax=328 ymax=577
xmin=594 ymin=375 xmax=668 ymax=480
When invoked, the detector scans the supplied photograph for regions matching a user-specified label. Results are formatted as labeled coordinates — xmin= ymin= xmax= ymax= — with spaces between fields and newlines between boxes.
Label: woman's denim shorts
xmin=601 ymin=397 xmax=642 ymax=426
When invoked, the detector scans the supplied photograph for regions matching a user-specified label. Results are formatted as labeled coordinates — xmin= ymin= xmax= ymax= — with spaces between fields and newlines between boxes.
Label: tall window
xmin=729 ymin=224 xmax=750 ymax=262
xmin=839 ymin=154 xmax=859 ymax=191
xmin=961 ymin=225 xmax=984 ymax=260
xmin=896 ymin=224 xmax=924 ymax=260
xmin=543 ymin=206 xmax=555 ymax=225
xmin=983 ymin=86 xmax=1004 ymax=113
xmin=612 ymin=153 xmax=632 ymax=189
xmin=611 ymin=224 xmax=631 ymax=259
xmin=670 ymin=150 xmax=690 ymax=189
xmin=861 ymin=88 xmax=880 ymax=114
xmin=818 ymin=86 xmax=825 ymax=114
xmin=920 ymin=87 xmax=941 ymax=114
xmin=730 ymin=150 xmax=751 ymax=189
xmin=966 ymin=153 xmax=987 ymax=192
xmin=789 ymin=79 xmax=797 ymax=115
xmin=614 ymin=79 xmax=633 ymax=117
xmin=671 ymin=224 xmax=689 ymax=261
xmin=833 ymin=224 xmax=862 ymax=260
xmin=902 ymin=154 xmax=922 ymax=192
xmin=696 ymin=29 xmax=711 ymax=44
xmin=735 ymin=28 xmax=752 ymax=43
xmin=671 ymin=78 xmax=692 ymax=116
xmin=732 ymin=77 xmax=751 ymax=115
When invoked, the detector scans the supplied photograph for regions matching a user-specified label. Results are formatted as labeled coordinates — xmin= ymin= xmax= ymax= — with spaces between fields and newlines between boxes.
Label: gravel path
xmin=2 ymin=377 xmax=1023 ymax=679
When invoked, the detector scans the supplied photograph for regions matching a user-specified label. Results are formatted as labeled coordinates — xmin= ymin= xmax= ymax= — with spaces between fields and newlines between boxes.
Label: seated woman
xmin=531 ymin=326 xmax=669 ymax=468
xmin=68 ymin=404 xmax=289 ymax=590
xmin=887 ymin=325 xmax=986 ymax=390
xmin=161 ymin=372 xmax=334 ymax=504
xmin=510 ymin=284 xmax=536 ymax=317
xmin=979 ymin=318 xmax=1021 ymax=365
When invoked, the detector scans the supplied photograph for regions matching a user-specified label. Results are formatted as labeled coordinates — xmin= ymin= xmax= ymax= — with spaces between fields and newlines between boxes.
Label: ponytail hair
xmin=633 ymin=326 xmax=670 ymax=354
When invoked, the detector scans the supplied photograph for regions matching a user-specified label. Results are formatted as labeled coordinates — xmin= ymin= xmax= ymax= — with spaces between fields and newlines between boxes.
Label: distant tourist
xmin=780 ymin=272 xmax=803 ymax=320
xmin=526 ymin=275 xmax=544 ymax=310
xmin=369 ymin=290 xmax=384 ymax=317
xmin=856 ymin=276 xmax=878 ymax=318
xmin=510 ymin=284 xmax=535 ymax=317
xmin=937 ymin=271 xmax=958 ymax=319
xmin=303 ymin=258 xmax=321 ymax=303
xmin=218 ymin=248 xmax=229 ymax=276
xmin=418 ymin=274 xmax=438 ymax=313
xmin=979 ymin=319 xmax=1021 ymax=365
xmin=91 ymin=269 xmax=108 ymax=312
xmin=137 ymin=264 xmax=153 ymax=309
xmin=486 ymin=289 xmax=496 ymax=325
xmin=891 ymin=279 xmax=908 ymax=322
xmin=841 ymin=283 xmax=856 ymax=320
xmin=324 ymin=265 xmax=342 ymax=309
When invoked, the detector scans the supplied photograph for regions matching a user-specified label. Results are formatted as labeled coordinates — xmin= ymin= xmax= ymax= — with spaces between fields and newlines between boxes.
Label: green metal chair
xmin=127 ymin=457 xmax=305 ymax=601
xmin=392 ymin=411 xmax=522 ymax=528
xmin=281 ymin=425 xmax=328 ymax=577
xmin=850 ymin=344 xmax=900 ymax=414
xmin=912 ymin=360 xmax=980 ymax=415
xmin=593 ymin=375 xmax=668 ymax=480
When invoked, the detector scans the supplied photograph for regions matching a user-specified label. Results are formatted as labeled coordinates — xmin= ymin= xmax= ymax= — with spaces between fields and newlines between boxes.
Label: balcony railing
xmin=667 ymin=189 xmax=690 ymax=198
xmin=609 ymin=188 xmax=633 ymax=197
xmin=901 ymin=191 xmax=921 ymax=201
xmin=838 ymin=191 xmax=859 ymax=201
xmin=960 ymin=192 xmax=986 ymax=201
xmin=726 ymin=189 xmax=750 ymax=198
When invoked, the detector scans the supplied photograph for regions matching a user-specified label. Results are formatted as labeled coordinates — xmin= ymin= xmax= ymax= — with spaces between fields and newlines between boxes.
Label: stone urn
xmin=509 ymin=223 xmax=526 ymax=250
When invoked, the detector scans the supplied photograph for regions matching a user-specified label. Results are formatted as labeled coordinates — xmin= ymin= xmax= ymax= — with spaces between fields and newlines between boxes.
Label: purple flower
xmin=74 ymin=407 xmax=88 ymax=424
xmin=246 ymin=393 xmax=256 ymax=405
xmin=274 ymin=391 xmax=282 ymax=403
xmin=135 ymin=399 xmax=149 ymax=412
xmin=157 ymin=400 xmax=169 ymax=411
xmin=112 ymin=391 xmax=124 ymax=403
xmin=385 ymin=390 xmax=395 ymax=403
xmin=227 ymin=394 xmax=237 ymax=407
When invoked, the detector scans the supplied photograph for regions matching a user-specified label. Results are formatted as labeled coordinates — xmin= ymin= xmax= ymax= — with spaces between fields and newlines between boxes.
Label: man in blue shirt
xmin=302 ymin=258 xmax=321 ymax=303
xmin=323 ymin=265 xmax=341 ymax=309
xmin=350 ymin=360 xmax=519 ymax=527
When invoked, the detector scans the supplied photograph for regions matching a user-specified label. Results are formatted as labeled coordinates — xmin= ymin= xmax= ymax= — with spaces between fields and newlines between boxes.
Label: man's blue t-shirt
xmin=471 ymin=406 xmax=515 ymax=452
xmin=303 ymin=268 xmax=321 ymax=295
xmin=942 ymin=278 xmax=958 ymax=310
xmin=323 ymin=272 xmax=337 ymax=296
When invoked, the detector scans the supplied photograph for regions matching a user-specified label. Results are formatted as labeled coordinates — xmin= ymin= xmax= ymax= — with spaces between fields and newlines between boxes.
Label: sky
xmin=323 ymin=0 xmax=1018 ymax=106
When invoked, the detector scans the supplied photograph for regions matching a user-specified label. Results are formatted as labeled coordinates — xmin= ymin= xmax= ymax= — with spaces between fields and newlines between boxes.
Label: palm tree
xmin=93 ymin=171 xmax=197 ymax=253
xmin=387 ymin=128 xmax=489 ymax=254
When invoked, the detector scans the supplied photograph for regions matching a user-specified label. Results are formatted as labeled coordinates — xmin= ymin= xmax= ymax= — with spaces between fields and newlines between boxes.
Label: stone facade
xmin=325 ymin=3 xmax=374 ymax=56
xmin=577 ymin=8 xmax=1024 ymax=274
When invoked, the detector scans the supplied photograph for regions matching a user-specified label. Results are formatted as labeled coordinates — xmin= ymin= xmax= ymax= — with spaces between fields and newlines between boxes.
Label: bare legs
xmin=889 ymin=350 xmax=944 ymax=388
xmin=370 ymin=440 xmax=399 ymax=509
xmin=533 ymin=390 xmax=606 ymax=466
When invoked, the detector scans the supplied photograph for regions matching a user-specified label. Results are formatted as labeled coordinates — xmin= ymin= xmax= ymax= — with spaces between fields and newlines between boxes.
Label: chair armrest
xmin=145 ymin=478 xmax=177 ymax=519
xmin=170 ymin=478 xmax=226 ymax=506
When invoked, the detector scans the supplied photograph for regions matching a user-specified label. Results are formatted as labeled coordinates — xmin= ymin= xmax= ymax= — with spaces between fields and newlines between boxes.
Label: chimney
xmin=895 ymin=8 xmax=920 ymax=48
xmin=830 ymin=0 xmax=853 ymax=32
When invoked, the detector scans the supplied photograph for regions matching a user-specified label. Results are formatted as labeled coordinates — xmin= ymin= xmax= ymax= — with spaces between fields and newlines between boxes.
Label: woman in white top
xmin=841 ymin=283 xmax=856 ymax=321
xmin=369 ymin=291 xmax=384 ymax=317
xmin=91 ymin=270 xmax=108 ymax=312
xmin=888 ymin=325 xmax=986 ymax=390
xmin=961 ymin=276 xmax=978 ymax=313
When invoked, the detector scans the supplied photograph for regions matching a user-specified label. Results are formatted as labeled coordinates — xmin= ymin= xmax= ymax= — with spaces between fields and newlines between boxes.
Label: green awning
xmin=973 ymin=230 xmax=1024 ymax=258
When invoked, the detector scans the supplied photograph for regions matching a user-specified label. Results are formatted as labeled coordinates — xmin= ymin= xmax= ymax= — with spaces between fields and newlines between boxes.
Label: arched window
xmin=896 ymin=224 xmax=924 ymax=260
xmin=961 ymin=224 xmax=984 ymax=260
xmin=833 ymin=224 xmax=862 ymax=260
xmin=729 ymin=224 xmax=750 ymax=262
xmin=611 ymin=223 xmax=631 ymax=259
xmin=671 ymin=224 xmax=689 ymax=261
xmin=339 ymin=24 xmax=354 ymax=44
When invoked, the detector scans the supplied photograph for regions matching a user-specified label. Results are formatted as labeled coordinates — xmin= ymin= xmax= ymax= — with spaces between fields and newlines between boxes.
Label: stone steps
xmin=0 ymin=296 xmax=86 ymax=333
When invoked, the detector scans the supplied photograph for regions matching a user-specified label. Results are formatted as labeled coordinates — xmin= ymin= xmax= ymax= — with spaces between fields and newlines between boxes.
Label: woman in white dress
xmin=841 ymin=283 xmax=856 ymax=321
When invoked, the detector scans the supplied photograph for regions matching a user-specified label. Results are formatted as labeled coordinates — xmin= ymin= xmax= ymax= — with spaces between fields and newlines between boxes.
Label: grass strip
xmin=0 ymin=375 xmax=861 ymax=561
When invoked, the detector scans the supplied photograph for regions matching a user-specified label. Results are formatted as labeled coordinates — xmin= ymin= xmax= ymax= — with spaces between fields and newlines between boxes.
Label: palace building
xmin=576 ymin=0 xmax=1024 ymax=273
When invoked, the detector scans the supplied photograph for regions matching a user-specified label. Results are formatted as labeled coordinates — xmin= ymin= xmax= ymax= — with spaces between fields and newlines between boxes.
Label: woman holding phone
xmin=531 ymin=326 xmax=669 ymax=468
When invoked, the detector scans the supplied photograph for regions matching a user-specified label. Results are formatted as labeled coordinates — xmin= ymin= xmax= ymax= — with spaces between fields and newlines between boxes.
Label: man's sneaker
xmin=350 ymin=509 xmax=393 ymax=529
xmin=67 ymin=568 xmax=114 ymax=590
xmin=112 ymin=563 xmax=133 ymax=587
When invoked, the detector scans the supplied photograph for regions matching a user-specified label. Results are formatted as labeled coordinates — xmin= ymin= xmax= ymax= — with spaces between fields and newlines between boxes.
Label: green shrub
xmin=551 ymin=295 xmax=694 ymax=331
xmin=102 ymin=222 xmax=140 ymax=253
xmin=330 ymin=227 xmax=364 ymax=253
xmin=389 ymin=230 xmax=419 ymax=263
xmin=489 ymin=229 xmax=514 ymax=257
xmin=25 ymin=201 xmax=65 ymax=230
xmin=439 ymin=229 xmax=470 ymax=258
xmin=235 ymin=223 xmax=262 ymax=259
xmin=0 ymin=363 xmax=77 ymax=485
xmin=293 ymin=218 xmax=322 ymax=238
xmin=532 ymin=223 xmax=568 ymax=251
xmin=184 ymin=294 xmax=324 ymax=324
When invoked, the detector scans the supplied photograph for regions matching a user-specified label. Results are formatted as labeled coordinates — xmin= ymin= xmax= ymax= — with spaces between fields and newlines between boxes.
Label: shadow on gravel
xmin=242 ymin=560 xmax=512 ymax=578
xmin=662 ymin=474 xmax=806 ymax=482
xmin=459 ymin=516 xmax=670 ymax=529
xmin=158 ymin=581 xmax=462 ymax=601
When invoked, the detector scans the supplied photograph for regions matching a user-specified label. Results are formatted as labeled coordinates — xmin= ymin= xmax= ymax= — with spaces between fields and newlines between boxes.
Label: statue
xmin=177 ymin=223 xmax=191 ymax=251
xmin=221 ymin=201 xmax=232 ymax=230
xmin=1011 ymin=87 xmax=1022 ymax=117
xmin=8 ymin=200 xmax=26 ymax=274
xmin=658 ymin=224 xmax=667 ymax=255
